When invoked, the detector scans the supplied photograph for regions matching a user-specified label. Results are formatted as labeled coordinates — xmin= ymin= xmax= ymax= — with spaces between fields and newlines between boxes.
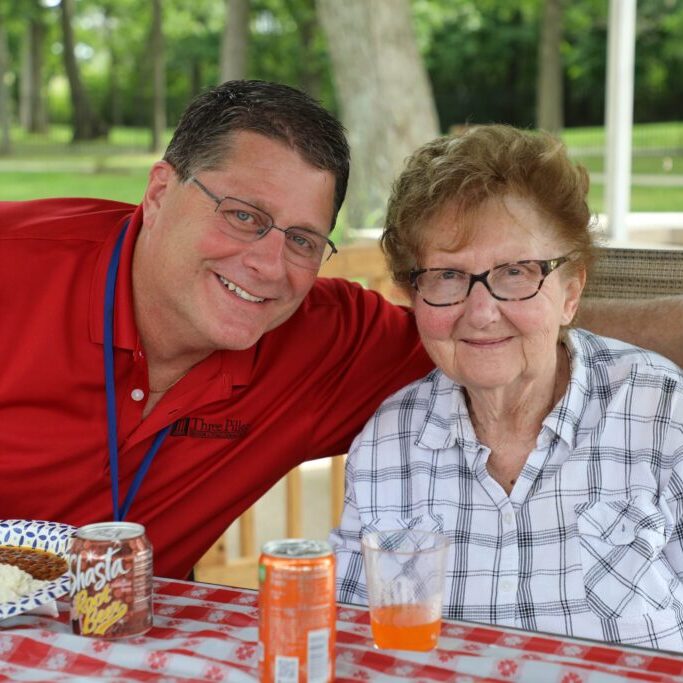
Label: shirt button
xmin=131 ymin=388 xmax=145 ymax=401
xmin=503 ymin=513 xmax=514 ymax=524
xmin=501 ymin=580 xmax=514 ymax=592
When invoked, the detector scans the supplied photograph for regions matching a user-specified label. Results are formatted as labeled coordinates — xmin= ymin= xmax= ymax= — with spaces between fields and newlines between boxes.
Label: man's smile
xmin=217 ymin=274 xmax=266 ymax=303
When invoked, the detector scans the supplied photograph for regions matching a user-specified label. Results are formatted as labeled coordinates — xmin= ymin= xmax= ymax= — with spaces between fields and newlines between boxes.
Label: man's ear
xmin=142 ymin=161 xmax=175 ymax=230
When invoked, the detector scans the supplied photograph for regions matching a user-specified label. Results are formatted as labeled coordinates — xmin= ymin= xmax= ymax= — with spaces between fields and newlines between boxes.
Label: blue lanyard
xmin=104 ymin=223 xmax=172 ymax=521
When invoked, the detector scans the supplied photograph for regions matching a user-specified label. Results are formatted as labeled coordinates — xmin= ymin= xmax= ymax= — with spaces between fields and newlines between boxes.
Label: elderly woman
xmin=330 ymin=125 xmax=683 ymax=651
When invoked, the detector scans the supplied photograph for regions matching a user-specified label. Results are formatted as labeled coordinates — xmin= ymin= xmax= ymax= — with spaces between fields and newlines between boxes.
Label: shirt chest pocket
xmin=575 ymin=495 xmax=676 ymax=619
xmin=360 ymin=514 xmax=445 ymax=537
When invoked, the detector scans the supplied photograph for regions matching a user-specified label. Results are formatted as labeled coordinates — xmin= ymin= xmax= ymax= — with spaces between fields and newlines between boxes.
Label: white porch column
xmin=604 ymin=0 xmax=637 ymax=242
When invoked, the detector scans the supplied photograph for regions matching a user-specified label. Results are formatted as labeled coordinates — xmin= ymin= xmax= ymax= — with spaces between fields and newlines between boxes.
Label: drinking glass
xmin=361 ymin=528 xmax=449 ymax=651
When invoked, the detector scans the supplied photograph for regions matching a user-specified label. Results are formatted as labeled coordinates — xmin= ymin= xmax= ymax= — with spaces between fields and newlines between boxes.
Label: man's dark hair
xmin=164 ymin=80 xmax=350 ymax=227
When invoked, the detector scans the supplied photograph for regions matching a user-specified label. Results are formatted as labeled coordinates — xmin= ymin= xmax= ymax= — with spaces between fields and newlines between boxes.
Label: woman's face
xmin=413 ymin=194 xmax=584 ymax=394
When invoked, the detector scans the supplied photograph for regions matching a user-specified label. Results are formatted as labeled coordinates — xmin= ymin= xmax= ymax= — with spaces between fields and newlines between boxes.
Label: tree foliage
xmin=415 ymin=0 xmax=683 ymax=130
xmin=1 ymin=0 xmax=682 ymax=136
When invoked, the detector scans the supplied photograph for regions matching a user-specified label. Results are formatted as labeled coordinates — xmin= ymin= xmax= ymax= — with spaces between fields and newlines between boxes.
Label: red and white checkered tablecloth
xmin=1 ymin=578 xmax=681 ymax=682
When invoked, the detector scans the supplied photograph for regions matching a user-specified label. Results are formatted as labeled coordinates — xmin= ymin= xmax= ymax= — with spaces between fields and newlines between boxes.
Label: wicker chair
xmin=584 ymin=247 xmax=683 ymax=300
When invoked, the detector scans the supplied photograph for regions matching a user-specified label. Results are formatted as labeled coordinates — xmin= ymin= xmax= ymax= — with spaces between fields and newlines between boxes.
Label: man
xmin=0 ymin=80 xmax=432 ymax=579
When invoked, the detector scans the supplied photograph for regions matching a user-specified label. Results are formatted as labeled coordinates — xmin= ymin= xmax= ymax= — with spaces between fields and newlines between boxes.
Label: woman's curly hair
xmin=381 ymin=124 xmax=595 ymax=294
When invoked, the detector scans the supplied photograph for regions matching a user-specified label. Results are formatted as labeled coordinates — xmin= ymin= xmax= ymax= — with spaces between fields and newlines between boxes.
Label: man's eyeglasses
xmin=191 ymin=177 xmax=337 ymax=270
xmin=409 ymin=256 xmax=571 ymax=307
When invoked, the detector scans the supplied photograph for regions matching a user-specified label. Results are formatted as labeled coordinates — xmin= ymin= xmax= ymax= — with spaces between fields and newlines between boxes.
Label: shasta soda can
xmin=68 ymin=521 xmax=153 ymax=638
xmin=259 ymin=539 xmax=336 ymax=683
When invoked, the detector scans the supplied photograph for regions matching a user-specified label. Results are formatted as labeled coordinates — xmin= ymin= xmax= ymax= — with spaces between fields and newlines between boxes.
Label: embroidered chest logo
xmin=171 ymin=417 xmax=250 ymax=440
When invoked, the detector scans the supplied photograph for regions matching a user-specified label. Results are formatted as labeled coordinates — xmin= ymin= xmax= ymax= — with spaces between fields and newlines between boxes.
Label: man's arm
xmin=576 ymin=296 xmax=683 ymax=367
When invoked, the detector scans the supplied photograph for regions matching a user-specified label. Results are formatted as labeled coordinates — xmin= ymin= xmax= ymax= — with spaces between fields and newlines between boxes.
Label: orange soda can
xmin=258 ymin=539 xmax=336 ymax=683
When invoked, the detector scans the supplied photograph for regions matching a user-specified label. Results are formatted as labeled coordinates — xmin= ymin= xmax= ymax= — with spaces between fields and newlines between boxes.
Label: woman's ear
xmin=561 ymin=265 xmax=587 ymax=325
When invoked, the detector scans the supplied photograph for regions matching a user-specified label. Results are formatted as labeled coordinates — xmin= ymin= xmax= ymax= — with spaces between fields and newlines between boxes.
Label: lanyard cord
xmin=104 ymin=222 xmax=172 ymax=521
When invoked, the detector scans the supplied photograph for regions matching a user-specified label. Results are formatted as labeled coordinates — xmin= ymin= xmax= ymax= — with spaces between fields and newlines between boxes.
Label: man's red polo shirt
xmin=0 ymin=197 xmax=432 ymax=579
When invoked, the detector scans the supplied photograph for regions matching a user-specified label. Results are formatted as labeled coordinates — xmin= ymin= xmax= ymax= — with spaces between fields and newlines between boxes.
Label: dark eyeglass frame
xmin=409 ymin=255 xmax=571 ymax=307
xmin=190 ymin=176 xmax=337 ymax=268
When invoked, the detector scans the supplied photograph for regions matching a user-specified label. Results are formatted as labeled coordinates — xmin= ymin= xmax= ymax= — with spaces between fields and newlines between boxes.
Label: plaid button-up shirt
xmin=330 ymin=329 xmax=683 ymax=651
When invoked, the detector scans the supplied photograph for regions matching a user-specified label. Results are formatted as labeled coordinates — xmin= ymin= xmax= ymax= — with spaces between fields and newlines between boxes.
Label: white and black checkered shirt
xmin=330 ymin=329 xmax=683 ymax=651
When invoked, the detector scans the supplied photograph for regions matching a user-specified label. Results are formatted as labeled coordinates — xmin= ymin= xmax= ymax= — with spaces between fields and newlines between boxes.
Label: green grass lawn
xmin=564 ymin=122 xmax=683 ymax=211
xmin=9 ymin=123 xmax=169 ymax=154
xmin=587 ymin=183 xmax=683 ymax=213
xmin=1 ymin=170 xmax=150 ymax=204
xmin=2 ymin=121 xmax=683 ymax=213
xmin=0 ymin=124 xmax=166 ymax=203
xmin=562 ymin=120 xmax=683 ymax=151
xmin=573 ymin=154 xmax=683 ymax=175
xmin=2 ymin=124 xmax=163 ymax=175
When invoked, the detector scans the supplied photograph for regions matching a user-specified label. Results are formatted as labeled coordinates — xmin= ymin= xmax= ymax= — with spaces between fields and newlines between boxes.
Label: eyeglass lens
xmin=217 ymin=197 xmax=333 ymax=269
xmin=417 ymin=261 xmax=548 ymax=304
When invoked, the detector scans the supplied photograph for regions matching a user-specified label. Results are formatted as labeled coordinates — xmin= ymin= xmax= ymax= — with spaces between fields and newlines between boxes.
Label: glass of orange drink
xmin=361 ymin=529 xmax=449 ymax=651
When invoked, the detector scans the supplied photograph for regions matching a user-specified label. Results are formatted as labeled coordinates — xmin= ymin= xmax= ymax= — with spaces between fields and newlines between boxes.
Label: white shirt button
xmin=131 ymin=388 xmax=145 ymax=401
xmin=503 ymin=513 xmax=514 ymax=524
xmin=501 ymin=580 xmax=514 ymax=592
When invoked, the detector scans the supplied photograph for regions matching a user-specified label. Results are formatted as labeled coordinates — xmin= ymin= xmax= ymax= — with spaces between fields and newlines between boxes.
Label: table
xmin=1 ymin=578 xmax=682 ymax=682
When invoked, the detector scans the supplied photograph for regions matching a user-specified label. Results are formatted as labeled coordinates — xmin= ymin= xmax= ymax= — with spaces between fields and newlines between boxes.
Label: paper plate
xmin=0 ymin=519 xmax=76 ymax=620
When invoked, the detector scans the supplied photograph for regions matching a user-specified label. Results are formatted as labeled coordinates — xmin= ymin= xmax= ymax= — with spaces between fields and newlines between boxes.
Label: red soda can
xmin=68 ymin=521 xmax=153 ymax=638
xmin=259 ymin=539 xmax=336 ymax=683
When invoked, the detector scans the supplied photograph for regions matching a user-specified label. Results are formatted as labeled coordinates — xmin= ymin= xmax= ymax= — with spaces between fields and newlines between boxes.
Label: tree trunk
xmin=190 ymin=60 xmax=202 ymax=98
xmin=29 ymin=14 xmax=47 ymax=132
xmin=60 ymin=0 xmax=103 ymax=141
xmin=19 ymin=22 xmax=30 ymax=129
xmin=103 ymin=7 xmax=122 ymax=128
xmin=316 ymin=0 xmax=439 ymax=232
xmin=219 ymin=0 xmax=249 ymax=83
xmin=19 ymin=1 xmax=47 ymax=133
xmin=0 ymin=16 xmax=11 ymax=155
xmin=536 ymin=0 xmax=564 ymax=133
xmin=150 ymin=0 xmax=166 ymax=152
xmin=108 ymin=48 xmax=122 ymax=128
xmin=287 ymin=0 xmax=322 ymax=99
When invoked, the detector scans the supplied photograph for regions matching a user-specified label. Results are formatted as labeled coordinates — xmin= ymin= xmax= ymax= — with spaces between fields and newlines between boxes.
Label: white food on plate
xmin=0 ymin=563 xmax=49 ymax=603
